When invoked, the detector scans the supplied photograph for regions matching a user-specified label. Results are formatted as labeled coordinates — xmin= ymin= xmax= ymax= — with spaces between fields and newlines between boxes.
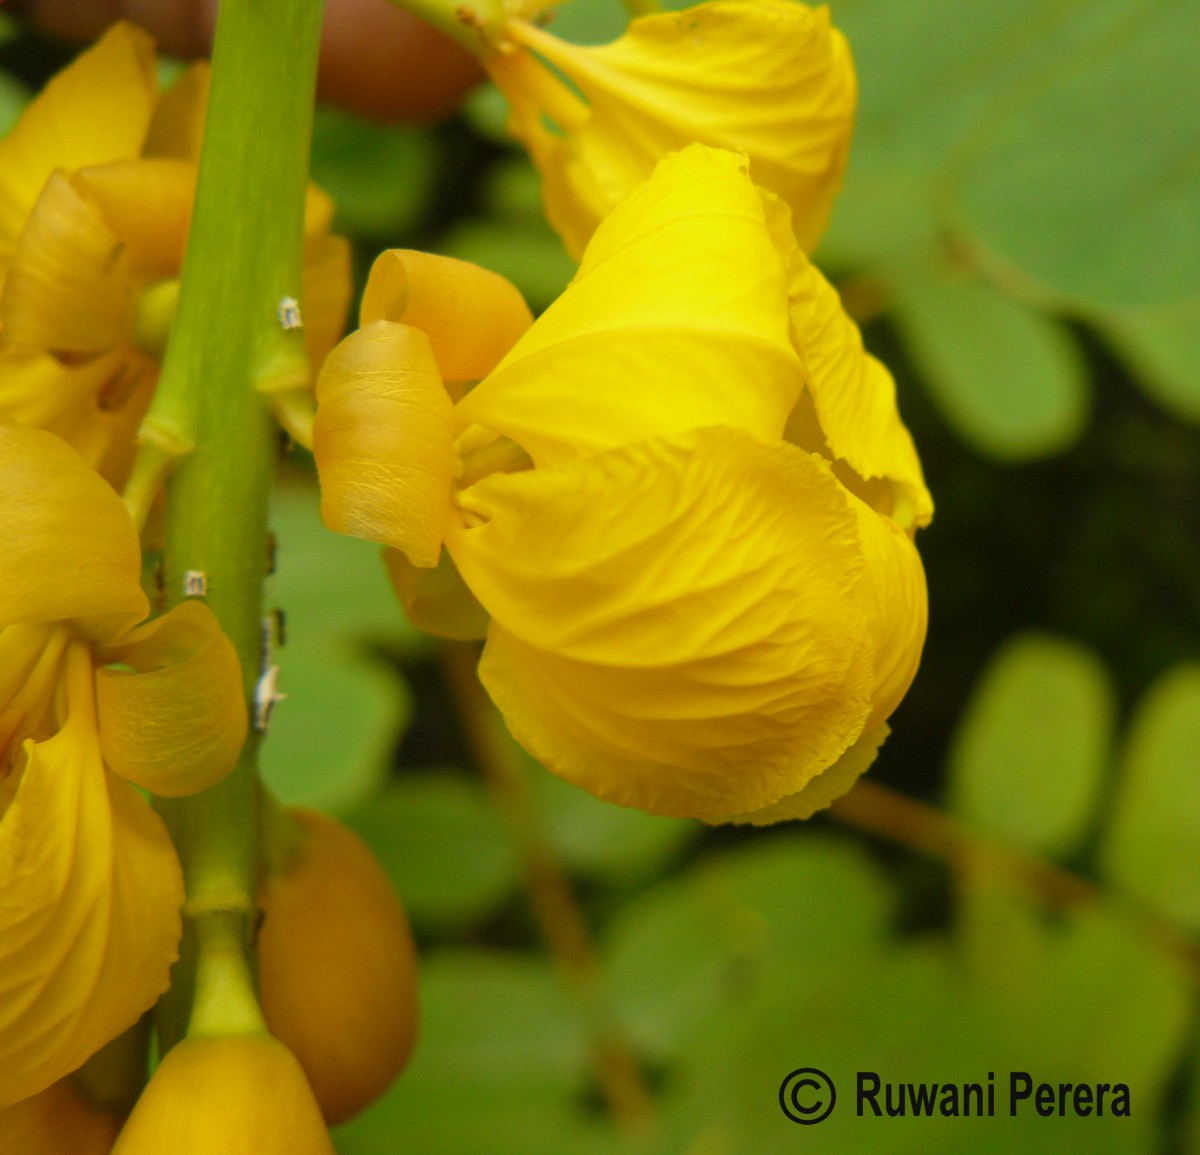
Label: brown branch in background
xmin=442 ymin=644 xmax=657 ymax=1144
xmin=830 ymin=779 xmax=1200 ymax=978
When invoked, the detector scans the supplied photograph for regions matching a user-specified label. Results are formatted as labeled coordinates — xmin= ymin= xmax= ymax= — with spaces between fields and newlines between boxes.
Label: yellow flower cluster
xmin=1 ymin=0 xmax=932 ymax=1145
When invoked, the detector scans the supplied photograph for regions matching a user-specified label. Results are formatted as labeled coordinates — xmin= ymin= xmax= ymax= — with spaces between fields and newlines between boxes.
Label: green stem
xmin=146 ymin=0 xmax=325 ymax=1052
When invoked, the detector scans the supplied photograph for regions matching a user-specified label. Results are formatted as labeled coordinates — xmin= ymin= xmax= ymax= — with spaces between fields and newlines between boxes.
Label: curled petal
xmin=457 ymin=146 xmax=802 ymax=468
xmin=0 ymin=426 xmax=147 ymax=640
xmin=0 ymin=22 xmax=156 ymax=283
xmin=313 ymin=321 xmax=455 ymax=567
xmin=721 ymin=724 xmax=889 ymax=825
xmin=96 ymin=600 xmax=248 ymax=797
xmin=488 ymin=1 xmax=855 ymax=257
xmin=0 ymin=645 xmax=182 ymax=1108
xmin=450 ymin=427 xmax=875 ymax=820
xmin=2 ymin=172 xmax=132 ymax=355
xmin=360 ymin=249 xmax=532 ymax=383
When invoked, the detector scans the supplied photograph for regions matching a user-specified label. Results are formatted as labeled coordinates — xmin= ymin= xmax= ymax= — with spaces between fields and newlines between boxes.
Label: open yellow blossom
xmin=0 ymin=22 xmax=350 ymax=480
xmin=0 ymin=426 xmax=247 ymax=1107
xmin=482 ymin=0 xmax=855 ymax=258
xmin=314 ymin=145 xmax=930 ymax=824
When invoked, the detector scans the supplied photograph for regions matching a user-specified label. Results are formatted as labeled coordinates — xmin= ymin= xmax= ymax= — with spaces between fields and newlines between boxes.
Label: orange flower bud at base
xmin=258 ymin=808 xmax=419 ymax=1125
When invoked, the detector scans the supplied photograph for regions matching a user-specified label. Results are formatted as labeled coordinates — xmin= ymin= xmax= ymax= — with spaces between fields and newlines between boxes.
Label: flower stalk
xmin=145 ymin=0 xmax=325 ymax=1049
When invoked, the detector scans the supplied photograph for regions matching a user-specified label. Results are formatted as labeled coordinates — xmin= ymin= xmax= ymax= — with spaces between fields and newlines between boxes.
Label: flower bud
xmin=0 ymin=1079 xmax=120 ymax=1155
xmin=110 ymin=1034 xmax=332 ymax=1154
xmin=257 ymin=808 xmax=419 ymax=1124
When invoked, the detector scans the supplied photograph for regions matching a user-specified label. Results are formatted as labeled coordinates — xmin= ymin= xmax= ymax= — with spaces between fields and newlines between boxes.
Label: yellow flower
xmin=314 ymin=145 xmax=930 ymax=824
xmin=0 ymin=23 xmax=350 ymax=479
xmin=0 ymin=426 xmax=248 ymax=1107
xmin=111 ymin=1034 xmax=333 ymax=1155
xmin=482 ymin=0 xmax=855 ymax=259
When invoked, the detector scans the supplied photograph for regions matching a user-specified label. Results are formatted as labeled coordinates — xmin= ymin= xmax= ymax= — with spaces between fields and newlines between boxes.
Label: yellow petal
xmin=0 ymin=23 xmax=157 ymax=285
xmin=0 ymin=347 xmax=128 ymax=465
xmin=0 ymin=644 xmax=182 ymax=1108
xmin=360 ymin=249 xmax=532 ymax=383
xmin=76 ymin=159 xmax=197 ymax=282
xmin=721 ymin=723 xmax=889 ymax=825
xmin=2 ymin=171 xmax=131 ymax=354
xmin=313 ymin=321 xmax=456 ymax=567
xmin=852 ymin=498 xmax=928 ymax=728
xmin=96 ymin=601 xmax=248 ymax=797
xmin=0 ymin=426 xmax=147 ymax=640
xmin=0 ymin=1077 xmax=121 ymax=1155
xmin=781 ymin=236 xmax=933 ymax=528
xmin=302 ymin=232 xmax=353 ymax=378
xmin=488 ymin=1 xmax=855 ymax=258
xmin=383 ymin=547 xmax=489 ymax=641
xmin=111 ymin=1034 xmax=334 ymax=1155
xmin=457 ymin=146 xmax=802 ymax=468
xmin=450 ymin=427 xmax=875 ymax=821
xmin=144 ymin=63 xmax=210 ymax=161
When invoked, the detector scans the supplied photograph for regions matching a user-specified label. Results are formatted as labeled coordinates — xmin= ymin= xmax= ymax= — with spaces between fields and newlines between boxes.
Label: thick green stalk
xmin=146 ymin=0 xmax=325 ymax=1049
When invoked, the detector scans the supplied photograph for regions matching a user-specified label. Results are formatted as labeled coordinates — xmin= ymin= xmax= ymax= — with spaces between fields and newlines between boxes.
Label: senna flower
xmin=0 ymin=23 xmax=350 ymax=480
xmin=482 ymin=0 xmax=855 ymax=258
xmin=0 ymin=425 xmax=247 ymax=1107
xmin=314 ymin=145 xmax=930 ymax=824
xmin=0 ymin=1077 xmax=121 ymax=1155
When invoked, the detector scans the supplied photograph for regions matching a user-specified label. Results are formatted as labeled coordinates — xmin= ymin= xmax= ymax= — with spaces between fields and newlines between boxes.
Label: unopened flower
xmin=314 ymin=145 xmax=930 ymax=824
xmin=0 ymin=426 xmax=247 ymax=1107
xmin=482 ymin=0 xmax=855 ymax=258
xmin=257 ymin=807 xmax=419 ymax=1124
xmin=0 ymin=23 xmax=350 ymax=479
xmin=111 ymin=1034 xmax=333 ymax=1155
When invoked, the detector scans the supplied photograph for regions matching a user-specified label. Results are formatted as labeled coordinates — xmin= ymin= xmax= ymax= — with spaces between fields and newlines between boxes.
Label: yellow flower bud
xmin=0 ymin=1078 xmax=120 ymax=1155
xmin=110 ymin=1035 xmax=332 ymax=1155
xmin=258 ymin=809 xmax=419 ymax=1125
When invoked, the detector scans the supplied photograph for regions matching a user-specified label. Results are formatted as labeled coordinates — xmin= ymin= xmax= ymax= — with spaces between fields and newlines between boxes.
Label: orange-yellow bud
xmin=257 ymin=808 xmax=419 ymax=1124
xmin=0 ymin=1079 xmax=120 ymax=1155
xmin=110 ymin=1034 xmax=332 ymax=1155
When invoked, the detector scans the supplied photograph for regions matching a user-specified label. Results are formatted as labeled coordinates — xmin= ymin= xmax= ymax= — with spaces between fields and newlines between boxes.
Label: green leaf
xmin=891 ymin=266 xmax=1088 ymax=461
xmin=1104 ymin=300 xmax=1200 ymax=425
xmin=309 ymin=104 xmax=436 ymax=239
xmin=604 ymin=835 xmax=891 ymax=1060
xmin=334 ymin=950 xmax=622 ymax=1155
xmin=259 ymin=482 xmax=419 ymax=812
xmin=1100 ymin=663 xmax=1200 ymax=928
xmin=346 ymin=775 xmax=520 ymax=930
xmin=949 ymin=0 xmax=1200 ymax=313
xmin=948 ymin=632 xmax=1115 ymax=857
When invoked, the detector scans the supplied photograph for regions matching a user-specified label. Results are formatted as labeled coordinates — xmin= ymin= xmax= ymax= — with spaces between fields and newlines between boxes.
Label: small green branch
xmin=148 ymin=0 xmax=325 ymax=1051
